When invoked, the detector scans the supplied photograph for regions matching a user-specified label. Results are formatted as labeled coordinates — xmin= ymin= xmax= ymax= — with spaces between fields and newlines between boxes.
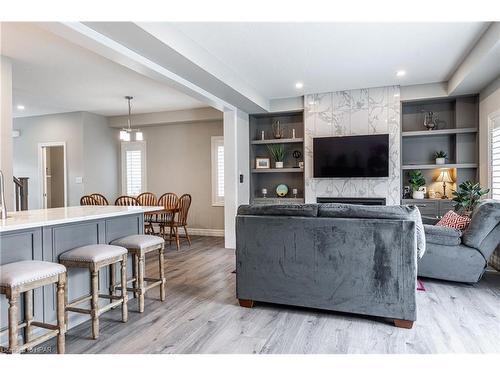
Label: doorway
xmin=39 ymin=142 xmax=67 ymax=208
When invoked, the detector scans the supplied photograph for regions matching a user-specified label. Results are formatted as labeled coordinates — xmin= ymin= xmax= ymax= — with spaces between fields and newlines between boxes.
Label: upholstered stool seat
xmin=1 ymin=260 xmax=66 ymax=288
xmin=0 ymin=260 xmax=66 ymax=354
xmin=59 ymin=244 xmax=127 ymax=263
xmin=110 ymin=235 xmax=166 ymax=313
xmin=59 ymin=244 xmax=128 ymax=339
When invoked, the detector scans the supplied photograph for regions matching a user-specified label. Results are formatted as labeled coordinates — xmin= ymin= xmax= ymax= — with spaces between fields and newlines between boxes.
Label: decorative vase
xmin=412 ymin=190 xmax=425 ymax=199
xmin=423 ymin=111 xmax=437 ymax=130
xmin=272 ymin=120 xmax=284 ymax=139
xmin=435 ymin=157 xmax=445 ymax=165
xmin=275 ymin=161 xmax=284 ymax=169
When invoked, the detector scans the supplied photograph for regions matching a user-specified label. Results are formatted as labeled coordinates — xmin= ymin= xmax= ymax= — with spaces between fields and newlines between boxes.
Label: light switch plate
xmin=75 ymin=176 xmax=83 ymax=184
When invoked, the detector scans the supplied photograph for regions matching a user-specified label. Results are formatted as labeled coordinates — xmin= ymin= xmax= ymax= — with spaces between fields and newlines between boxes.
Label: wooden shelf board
xmin=252 ymin=168 xmax=304 ymax=173
xmin=402 ymin=163 xmax=478 ymax=170
xmin=251 ymin=138 xmax=304 ymax=145
xmin=401 ymin=128 xmax=477 ymax=137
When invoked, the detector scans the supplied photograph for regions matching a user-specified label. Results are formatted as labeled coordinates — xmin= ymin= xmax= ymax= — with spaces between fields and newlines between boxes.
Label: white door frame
xmin=488 ymin=109 xmax=500 ymax=198
xmin=38 ymin=142 xmax=68 ymax=208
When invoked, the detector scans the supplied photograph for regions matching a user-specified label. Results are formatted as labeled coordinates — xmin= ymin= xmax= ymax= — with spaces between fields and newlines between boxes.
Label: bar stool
xmin=110 ymin=235 xmax=166 ymax=313
xmin=59 ymin=244 xmax=128 ymax=339
xmin=0 ymin=260 xmax=66 ymax=354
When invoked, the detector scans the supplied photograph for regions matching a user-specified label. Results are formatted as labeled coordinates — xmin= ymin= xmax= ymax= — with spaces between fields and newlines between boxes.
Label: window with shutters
xmin=491 ymin=114 xmax=500 ymax=200
xmin=211 ymin=136 xmax=224 ymax=206
xmin=121 ymin=142 xmax=146 ymax=196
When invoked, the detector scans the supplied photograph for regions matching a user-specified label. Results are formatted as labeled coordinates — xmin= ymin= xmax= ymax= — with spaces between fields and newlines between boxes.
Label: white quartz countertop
xmin=0 ymin=206 xmax=163 ymax=233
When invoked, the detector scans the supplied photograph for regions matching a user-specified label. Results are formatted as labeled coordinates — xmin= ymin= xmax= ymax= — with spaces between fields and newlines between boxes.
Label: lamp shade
xmin=436 ymin=169 xmax=454 ymax=183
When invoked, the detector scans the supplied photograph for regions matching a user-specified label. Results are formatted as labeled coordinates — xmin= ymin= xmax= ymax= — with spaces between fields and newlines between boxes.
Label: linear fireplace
xmin=316 ymin=197 xmax=386 ymax=205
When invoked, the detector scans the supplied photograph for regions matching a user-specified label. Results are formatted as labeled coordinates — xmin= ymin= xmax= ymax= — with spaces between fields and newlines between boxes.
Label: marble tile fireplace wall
xmin=304 ymin=85 xmax=401 ymax=205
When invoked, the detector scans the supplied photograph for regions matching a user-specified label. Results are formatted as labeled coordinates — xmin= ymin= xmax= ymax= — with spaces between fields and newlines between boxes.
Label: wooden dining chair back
xmin=156 ymin=193 xmax=179 ymax=239
xmin=137 ymin=192 xmax=158 ymax=206
xmin=176 ymin=194 xmax=192 ymax=226
xmin=158 ymin=192 xmax=178 ymax=210
xmin=90 ymin=193 xmax=109 ymax=205
xmin=80 ymin=195 xmax=99 ymax=206
xmin=114 ymin=196 xmax=139 ymax=206
xmin=137 ymin=192 xmax=158 ymax=234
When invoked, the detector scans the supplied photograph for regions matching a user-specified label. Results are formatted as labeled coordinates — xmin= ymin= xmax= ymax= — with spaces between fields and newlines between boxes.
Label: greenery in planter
xmin=433 ymin=151 xmax=447 ymax=159
xmin=267 ymin=144 xmax=286 ymax=162
xmin=408 ymin=170 xmax=426 ymax=192
xmin=452 ymin=181 xmax=489 ymax=215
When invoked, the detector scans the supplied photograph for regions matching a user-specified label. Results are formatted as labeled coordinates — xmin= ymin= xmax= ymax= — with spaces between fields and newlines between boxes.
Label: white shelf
xmin=401 ymin=128 xmax=477 ymax=137
xmin=252 ymin=168 xmax=304 ymax=173
xmin=251 ymin=138 xmax=304 ymax=145
xmin=402 ymin=163 xmax=478 ymax=170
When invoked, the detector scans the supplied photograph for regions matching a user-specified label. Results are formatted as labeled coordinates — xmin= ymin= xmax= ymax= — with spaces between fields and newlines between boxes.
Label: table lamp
xmin=436 ymin=169 xmax=454 ymax=199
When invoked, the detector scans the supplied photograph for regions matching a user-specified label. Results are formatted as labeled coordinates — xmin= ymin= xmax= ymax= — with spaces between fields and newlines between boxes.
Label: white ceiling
xmin=1 ymin=22 xmax=206 ymax=118
xmin=171 ymin=22 xmax=490 ymax=98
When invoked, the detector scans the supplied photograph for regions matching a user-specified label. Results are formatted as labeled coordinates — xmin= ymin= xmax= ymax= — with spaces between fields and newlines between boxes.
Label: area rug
xmin=417 ymin=279 xmax=426 ymax=291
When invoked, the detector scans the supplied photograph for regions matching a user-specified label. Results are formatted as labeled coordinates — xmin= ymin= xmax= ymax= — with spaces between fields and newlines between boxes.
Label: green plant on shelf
xmin=452 ymin=181 xmax=489 ymax=216
xmin=433 ymin=151 xmax=447 ymax=159
xmin=267 ymin=144 xmax=286 ymax=162
xmin=408 ymin=170 xmax=426 ymax=192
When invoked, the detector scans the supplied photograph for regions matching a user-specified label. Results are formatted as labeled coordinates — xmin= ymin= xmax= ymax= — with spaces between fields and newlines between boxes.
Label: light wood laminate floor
xmin=41 ymin=236 xmax=500 ymax=354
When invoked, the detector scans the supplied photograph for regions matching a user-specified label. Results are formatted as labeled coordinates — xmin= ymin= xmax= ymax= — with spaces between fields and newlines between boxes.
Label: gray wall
xmin=1 ymin=56 xmax=14 ymax=210
xmin=304 ymin=86 xmax=401 ymax=205
xmin=13 ymin=111 xmax=119 ymax=209
xmin=142 ymin=120 xmax=224 ymax=230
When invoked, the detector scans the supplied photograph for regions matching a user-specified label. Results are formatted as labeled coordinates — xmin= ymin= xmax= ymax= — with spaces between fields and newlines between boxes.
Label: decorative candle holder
xmin=292 ymin=188 xmax=298 ymax=198
xmin=261 ymin=130 xmax=265 ymax=140
xmin=262 ymin=188 xmax=267 ymax=198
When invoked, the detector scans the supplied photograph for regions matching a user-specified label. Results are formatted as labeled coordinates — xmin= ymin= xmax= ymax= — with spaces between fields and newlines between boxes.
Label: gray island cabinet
xmin=0 ymin=206 xmax=160 ymax=340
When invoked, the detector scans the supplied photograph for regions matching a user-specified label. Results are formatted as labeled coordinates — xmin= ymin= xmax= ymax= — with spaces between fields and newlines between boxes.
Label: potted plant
xmin=434 ymin=151 xmax=447 ymax=165
xmin=452 ymin=181 xmax=489 ymax=216
xmin=267 ymin=144 xmax=286 ymax=168
xmin=408 ymin=170 xmax=426 ymax=199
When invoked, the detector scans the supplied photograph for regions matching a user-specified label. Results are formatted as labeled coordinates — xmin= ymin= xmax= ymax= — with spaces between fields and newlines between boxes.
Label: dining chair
xmin=169 ymin=194 xmax=192 ymax=250
xmin=157 ymin=193 xmax=179 ymax=239
xmin=114 ymin=196 xmax=139 ymax=206
xmin=137 ymin=192 xmax=158 ymax=234
xmin=90 ymin=193 xmax=109 ymax=205
xmin=80 ymin=195 xmax=99 ymax=206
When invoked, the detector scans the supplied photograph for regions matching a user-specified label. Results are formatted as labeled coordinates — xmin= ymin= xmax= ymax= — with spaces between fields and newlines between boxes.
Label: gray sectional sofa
xmin=236 ymin=203 xmax=426 ymax=329
xmin=418 ymin=200 xmax=500 ymax=283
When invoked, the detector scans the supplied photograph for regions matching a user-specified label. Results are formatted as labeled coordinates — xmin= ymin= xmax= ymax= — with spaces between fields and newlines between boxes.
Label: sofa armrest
xmin=424 ymin=224 xmax=462 ymax=246
xmin=421 ymin=216 xmax=440 ymax=225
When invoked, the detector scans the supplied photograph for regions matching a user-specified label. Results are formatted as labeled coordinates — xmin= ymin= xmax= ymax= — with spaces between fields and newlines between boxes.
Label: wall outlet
xmin=75 ymin=176 xmax=83 ymax=184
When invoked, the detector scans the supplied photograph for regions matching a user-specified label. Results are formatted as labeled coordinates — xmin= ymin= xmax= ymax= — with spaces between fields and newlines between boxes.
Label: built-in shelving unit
xmin=401 ymin=94 xmax=479 ymax=204
xmin=249 ymin=111 xmax=305 ymax=204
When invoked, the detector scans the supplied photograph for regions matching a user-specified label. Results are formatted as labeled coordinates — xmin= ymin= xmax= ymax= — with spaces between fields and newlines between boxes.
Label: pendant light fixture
xmin=120 ymin=96 xmax=143 ymax=142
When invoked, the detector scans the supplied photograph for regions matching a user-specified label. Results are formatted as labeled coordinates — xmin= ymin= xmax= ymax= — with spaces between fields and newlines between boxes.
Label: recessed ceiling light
xmin=17 ymin=104 xmax=25 ymax=110
xmin=396 ymin=70 xmax=406 ymax=77
xmin=295 ymin=82 xmax=304 ymax=89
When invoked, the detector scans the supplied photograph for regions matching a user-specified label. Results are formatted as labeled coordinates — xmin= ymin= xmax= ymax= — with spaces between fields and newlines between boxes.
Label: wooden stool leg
xmin=64 ymin=277 xmax=69 ymax=330
xmin=137 ymin=254 xmax=145 ymax=313
xmin=184 ymin=226 xmax=192 ymax=246
xmin=56 ymin=273 xmax=66 ymax=354
xmin=8 ymin=291 xmax=20 ymax=353
xmin=23 ymin=290 xmax=33 ymax=344
xmin=109 ymin=263 xmax=116 ymax=304
xmin=120 ymin=255 xmax=129 ymax=323
xmin=90 ymin=269 xmax=100 ymax=339
xmin=159 ymin=246 xmax=166 ymax=302
xmin=132 ymin=254 xmax=138 ymax=298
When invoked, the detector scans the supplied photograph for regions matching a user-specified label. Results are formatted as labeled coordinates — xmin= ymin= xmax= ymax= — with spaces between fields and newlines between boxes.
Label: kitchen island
xmin=0 ymin=205 xmax=162 ymax=337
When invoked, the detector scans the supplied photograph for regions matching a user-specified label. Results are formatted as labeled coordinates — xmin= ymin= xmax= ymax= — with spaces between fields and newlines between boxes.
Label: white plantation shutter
xmin=121 ymin=142 xmax=146 ymax=196
xmin=492 ymin=120 xmax=500 ymax=200
xmin=211 ymin=136 xmax=224 ymax=206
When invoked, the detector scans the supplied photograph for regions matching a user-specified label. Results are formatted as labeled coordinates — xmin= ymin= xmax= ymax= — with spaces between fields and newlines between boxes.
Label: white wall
xmin=479 ymin=75 xmax=500 ymax=189
xmin=13 ymin=111 xmax=119 ymax=209
xmin=0 ymin=56 xmax=14 ymax=210
xmin=304 ymin=86 xmax=401 ymax=205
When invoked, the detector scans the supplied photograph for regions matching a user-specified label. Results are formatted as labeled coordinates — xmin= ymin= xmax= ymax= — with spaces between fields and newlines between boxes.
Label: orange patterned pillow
xmin=436 ymin=210 xmax=471 ymax=230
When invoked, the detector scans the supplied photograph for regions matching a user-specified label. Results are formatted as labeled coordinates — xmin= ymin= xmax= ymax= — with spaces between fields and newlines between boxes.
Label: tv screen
xmin=313 ymin=134 xmax=389 ymax=178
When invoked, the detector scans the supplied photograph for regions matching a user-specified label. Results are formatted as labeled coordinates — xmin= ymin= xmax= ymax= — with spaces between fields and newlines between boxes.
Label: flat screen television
xmin=313 ymin=134 xmax=389 ymax=178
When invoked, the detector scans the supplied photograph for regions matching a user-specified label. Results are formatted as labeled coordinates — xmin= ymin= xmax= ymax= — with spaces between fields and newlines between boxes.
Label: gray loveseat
xmin=418 ymin=199 xmax=500 ymax=283
xmin=236 ymin=203 xmax=425 ymax=329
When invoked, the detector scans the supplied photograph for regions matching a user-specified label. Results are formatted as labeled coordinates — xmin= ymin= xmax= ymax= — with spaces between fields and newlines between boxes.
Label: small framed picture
xmin=255 ymin=158 xmax=270 ymax=169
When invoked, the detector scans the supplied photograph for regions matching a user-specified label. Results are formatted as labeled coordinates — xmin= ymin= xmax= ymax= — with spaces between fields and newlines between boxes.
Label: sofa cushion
xmin=424 ymin=224 xmax=462 ymax=246
xmin=436 ymin=210 xmax=471 ymax=230
xmin=462 ymin=200 xmax=500 ymax=250
xmin=237 ymin=204 xmax=319 ymax=217
xmin=318 ymin=203 xmax=426 ymax=258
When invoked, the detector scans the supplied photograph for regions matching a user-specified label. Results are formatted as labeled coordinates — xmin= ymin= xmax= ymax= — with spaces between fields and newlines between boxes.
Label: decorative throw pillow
xmin=436 ymin=210 xmax=471 ymax=230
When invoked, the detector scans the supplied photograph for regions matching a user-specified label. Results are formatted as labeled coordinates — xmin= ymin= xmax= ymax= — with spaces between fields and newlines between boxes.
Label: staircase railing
xmin=13 ymin=177 xmax=29 ymax=211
